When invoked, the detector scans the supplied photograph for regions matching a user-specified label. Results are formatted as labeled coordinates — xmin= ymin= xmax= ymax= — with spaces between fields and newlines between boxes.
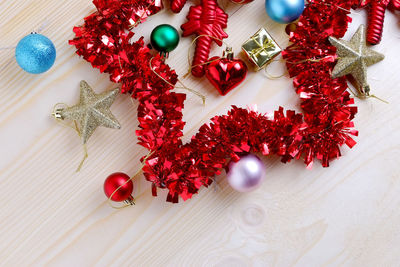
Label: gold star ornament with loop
xmin=53 ymin=80 xmax=121 ymax=144
xmin=329 ymin=24 xmax=385 ymax=96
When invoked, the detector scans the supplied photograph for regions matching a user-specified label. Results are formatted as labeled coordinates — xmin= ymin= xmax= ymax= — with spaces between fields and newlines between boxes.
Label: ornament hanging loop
xmin=346 ymin=83 xmax=389 ymax=104
xmin=263 ymin=57 xmax=288 ymax=79
xmin=51 ymin=103 xmax=89 ymax=172
xmin=149 ymin=57 xmax=206 ymax=104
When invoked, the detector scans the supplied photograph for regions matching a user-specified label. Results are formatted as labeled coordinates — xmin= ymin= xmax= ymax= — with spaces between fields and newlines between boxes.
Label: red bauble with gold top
xmin=104 ymin=172 xmax=133 ymax=202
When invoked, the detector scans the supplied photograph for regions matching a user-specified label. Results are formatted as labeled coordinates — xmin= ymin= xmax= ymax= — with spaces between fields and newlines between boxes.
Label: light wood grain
xmin=1 ymin=0 xmax=399 ymax=266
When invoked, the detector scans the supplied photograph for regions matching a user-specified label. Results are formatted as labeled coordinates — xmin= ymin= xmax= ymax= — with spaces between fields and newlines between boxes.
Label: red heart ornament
xmin=205 ymin=55 xmax=248 ymax=96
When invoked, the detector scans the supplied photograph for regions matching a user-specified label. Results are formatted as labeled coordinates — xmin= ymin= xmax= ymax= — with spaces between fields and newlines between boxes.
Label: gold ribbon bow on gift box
xmin=242 ymin=28 xmax=281 ymax=70
xmin=250 ymin=38 xmax=275 ymax=57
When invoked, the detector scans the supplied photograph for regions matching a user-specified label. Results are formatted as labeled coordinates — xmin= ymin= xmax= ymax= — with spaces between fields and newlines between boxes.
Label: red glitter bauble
xmin=104 ymin=172 xmax=133 ymax=202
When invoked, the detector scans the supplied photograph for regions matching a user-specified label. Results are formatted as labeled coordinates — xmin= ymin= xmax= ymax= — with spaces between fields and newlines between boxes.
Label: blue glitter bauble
xmin=15 ymin=33 xmax=56 ymax=74
xmin=265 ymin=0 xmax=304 ymax=24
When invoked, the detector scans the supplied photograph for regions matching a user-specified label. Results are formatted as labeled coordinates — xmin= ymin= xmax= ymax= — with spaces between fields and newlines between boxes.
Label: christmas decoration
xmin=205 ymin=47 xmax=248 ymax=96
xmin=70 ymin=0 xmax=359 ymax=203
xmin=227 ymin=154 xmax=266 ymax=192
xmin=53 ymin=80 xmax=121 ymax=144
xmin=329 ymin=24 xmax=385 ymax=96
xmin=358 ymin=0 xmax=400 ymax=45
xmin=265 ymin=0 xmax=305 ymax=24
xmin=150 ymin=24 xmax=180 ymax=56
xmin=104 ymin=172 xmax=135 ymax=204
xmin=15 ymin=32 xmax=56 ymax=74
xmin=181 ymin=0 xmax=229 ymax=77
xmin=242 ymin=28 xmax=281 ymax=70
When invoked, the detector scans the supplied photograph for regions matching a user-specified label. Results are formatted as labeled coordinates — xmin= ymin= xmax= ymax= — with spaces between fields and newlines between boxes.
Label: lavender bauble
xmin=227 ymin=154 xmax=266 ymax=192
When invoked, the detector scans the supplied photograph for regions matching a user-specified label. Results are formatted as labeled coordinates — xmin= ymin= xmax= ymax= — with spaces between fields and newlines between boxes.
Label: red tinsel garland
xmin=70 ymin=0 xmax=358 ymax=203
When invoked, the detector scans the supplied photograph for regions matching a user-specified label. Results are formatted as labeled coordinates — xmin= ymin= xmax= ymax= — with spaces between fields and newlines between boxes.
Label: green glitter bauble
xmin=150 ymin=24 xmax=180 ymax=53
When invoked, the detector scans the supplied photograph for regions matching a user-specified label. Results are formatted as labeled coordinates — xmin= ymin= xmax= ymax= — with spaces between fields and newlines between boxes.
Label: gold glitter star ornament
xmin=329 ymin=24 xmax=384 ymax=96
xmin=54 ymin=80 xmax=121 ymax=144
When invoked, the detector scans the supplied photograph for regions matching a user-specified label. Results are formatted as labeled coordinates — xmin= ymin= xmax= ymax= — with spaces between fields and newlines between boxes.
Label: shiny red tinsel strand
xmin=70 ymin=0 xmax=358 ymax=203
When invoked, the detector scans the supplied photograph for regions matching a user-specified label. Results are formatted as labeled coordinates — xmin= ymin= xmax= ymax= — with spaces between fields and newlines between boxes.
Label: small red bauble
xmin=205 ymin=48 xmax=248 ymax=96
xmin=104 ymin=172 xmax=133 ymax=202
xmin=229 ymin=0 xmax=254 ymax=4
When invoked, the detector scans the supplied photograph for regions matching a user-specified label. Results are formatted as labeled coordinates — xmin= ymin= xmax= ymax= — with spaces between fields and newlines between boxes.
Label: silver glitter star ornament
xmin=329 ymin=24 xmax=384 ymax=96
xmin=55 ymin=80 xmax=121 ymax=144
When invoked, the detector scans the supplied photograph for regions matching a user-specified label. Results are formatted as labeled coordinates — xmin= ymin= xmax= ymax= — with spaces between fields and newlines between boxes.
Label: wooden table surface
xmin=1 ymin=0 xmax=399 ymax=266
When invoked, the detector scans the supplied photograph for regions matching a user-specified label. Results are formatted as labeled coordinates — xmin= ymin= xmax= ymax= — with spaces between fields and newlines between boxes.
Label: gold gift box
xmin=241 ymin=28 xmax=281 ymax=70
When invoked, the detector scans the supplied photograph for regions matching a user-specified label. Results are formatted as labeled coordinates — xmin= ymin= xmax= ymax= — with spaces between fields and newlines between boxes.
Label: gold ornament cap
xmin=223 ymin=47 xmax=234 ymax=60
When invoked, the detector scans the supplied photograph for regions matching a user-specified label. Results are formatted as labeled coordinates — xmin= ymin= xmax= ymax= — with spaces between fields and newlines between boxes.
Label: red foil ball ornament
xmin=205 ymin=47 xmax=248 ymax=96
xmin=104 ymin=172 xmax=134 ymax=202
